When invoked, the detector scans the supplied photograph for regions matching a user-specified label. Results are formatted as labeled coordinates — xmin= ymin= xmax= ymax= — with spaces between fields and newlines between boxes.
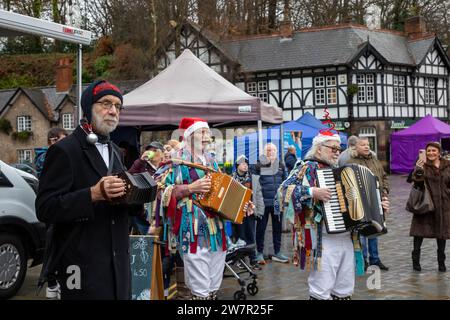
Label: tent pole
xmin=258 ymin=120 xmax=263 ymax=158
xmin=77 ymin=44 xmax=83 ymax=125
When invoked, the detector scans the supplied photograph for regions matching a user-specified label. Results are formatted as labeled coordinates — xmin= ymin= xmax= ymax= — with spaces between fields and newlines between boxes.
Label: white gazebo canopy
xmin=0 ymin=9 xmax=92 ymax=123
xmin=120 ymin=49 xmax=282 ymax=126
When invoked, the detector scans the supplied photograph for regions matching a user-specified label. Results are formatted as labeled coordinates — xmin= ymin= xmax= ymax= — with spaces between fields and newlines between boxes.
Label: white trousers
xmin=308 ymin=231 xmax=355 ymax=300
xmin=183 ymin=246 xmax=227 ymax=298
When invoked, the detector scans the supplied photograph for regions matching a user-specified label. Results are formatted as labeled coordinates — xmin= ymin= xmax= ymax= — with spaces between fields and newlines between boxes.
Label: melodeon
xmin=316 ymin=164 xmax=387 ymax=236
xmin=197 ymin=172 xmax=252 ymax=224
xmin=171 ymin=159 xmax=252 ymax=224
xmin=114 ymin=171 xmax=158 ymax=205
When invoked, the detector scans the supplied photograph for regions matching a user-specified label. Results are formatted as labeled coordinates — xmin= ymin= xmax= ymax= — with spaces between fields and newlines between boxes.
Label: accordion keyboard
xmin=317 ymin=169 xmax=347 ymax=233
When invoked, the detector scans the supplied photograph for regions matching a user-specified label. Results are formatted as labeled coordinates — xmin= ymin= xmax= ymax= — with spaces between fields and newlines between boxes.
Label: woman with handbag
xmin=409 ymin=142 xmax=450 ymax=272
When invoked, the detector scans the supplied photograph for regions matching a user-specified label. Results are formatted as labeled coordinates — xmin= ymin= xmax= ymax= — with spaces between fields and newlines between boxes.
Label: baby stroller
xmin=223 ymin=243 xmax=259 ymax=300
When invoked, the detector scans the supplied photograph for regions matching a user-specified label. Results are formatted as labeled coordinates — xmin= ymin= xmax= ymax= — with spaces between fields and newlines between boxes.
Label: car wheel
xmin=0 ymin=233 xmax=27 ymax=299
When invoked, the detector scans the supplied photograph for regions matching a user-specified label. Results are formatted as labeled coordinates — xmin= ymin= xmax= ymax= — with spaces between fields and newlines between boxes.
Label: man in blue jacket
xmin=253 ymin=143 xmax=289 ymax=264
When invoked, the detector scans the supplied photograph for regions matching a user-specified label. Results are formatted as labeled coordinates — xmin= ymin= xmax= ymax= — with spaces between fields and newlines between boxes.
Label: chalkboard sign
xmin=130 ymin=235 xmax=154 ymax=300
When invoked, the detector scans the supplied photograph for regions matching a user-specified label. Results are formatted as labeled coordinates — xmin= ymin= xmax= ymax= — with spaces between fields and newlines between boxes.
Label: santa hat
xmin=179 ymin=117 xmax=209 ymax=139
xmin=312 ymin=131 xmax=341 ymax=146
xmin=81 ymin=80 xmax=123 ymax=123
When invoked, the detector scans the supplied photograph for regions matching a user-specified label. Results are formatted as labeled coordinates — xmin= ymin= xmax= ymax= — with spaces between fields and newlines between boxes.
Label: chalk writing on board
xmin=130 ymin=235 xmax=154 ymax=300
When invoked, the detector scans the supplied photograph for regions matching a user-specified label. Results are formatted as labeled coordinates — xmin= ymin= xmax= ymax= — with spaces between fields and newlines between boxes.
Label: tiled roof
xmin=220 ymin=25 xmax=438 ymax=72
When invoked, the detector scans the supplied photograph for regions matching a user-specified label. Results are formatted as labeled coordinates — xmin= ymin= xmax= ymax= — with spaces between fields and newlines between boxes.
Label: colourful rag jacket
xmin=275 ymin=158 xmax=365 ymax=276
xmin=156 ymin=149 xmax=227 ymax=256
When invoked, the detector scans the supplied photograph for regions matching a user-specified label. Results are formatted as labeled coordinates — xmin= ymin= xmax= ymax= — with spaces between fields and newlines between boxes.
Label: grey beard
xmin=91 ymin=112 xmax=118 ymax=136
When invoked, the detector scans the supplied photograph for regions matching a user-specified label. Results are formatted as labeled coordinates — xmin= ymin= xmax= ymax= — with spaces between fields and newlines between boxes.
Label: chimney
xmin=405 ymin=16 xmax=427 ymax=40
xmin=280 ymin=6 xmax=293 ymax=38
xmin=55 ymin=58 xmax=73 ymax=93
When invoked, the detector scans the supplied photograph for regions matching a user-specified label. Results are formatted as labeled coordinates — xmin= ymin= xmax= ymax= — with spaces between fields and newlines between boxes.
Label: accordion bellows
xmin=115 ymin=171 xmax=157 ymax=205
xmin=198 ymin=172 xmax=252 ymax=224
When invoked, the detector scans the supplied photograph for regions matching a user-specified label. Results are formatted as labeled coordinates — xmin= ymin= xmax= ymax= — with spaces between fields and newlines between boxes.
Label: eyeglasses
xmin=95 ymin=100 xmax=123 ymax=112
xmin=322 ymin=145 xmax=342 ymax=153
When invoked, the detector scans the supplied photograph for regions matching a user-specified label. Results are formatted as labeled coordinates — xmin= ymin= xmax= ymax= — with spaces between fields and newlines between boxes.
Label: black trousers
xmin=256 ymin=206 xmax=282 ymax=255
xmin=413 ymin=236 xmax=446 ymax=260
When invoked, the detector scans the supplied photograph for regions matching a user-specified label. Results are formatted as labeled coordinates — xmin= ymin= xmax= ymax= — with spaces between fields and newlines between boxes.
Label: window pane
xmin=357 ymin=75 xmax=365 ymax=84
xmin=63 ymin=114 xmax=74 ymax=130
xmin=315 ymin=77 xmax=324 ymax=87
xmin=399 ymin=87 xmax=405 ymax=103
xmin=258 ymin=92 xmax=268 ymax=103
xmin=429 ymin=89 xmax=435 ymax=104
xmin=247 ymin=82 xmax=257 ymax=92
xmin=327 ymin=88 xmax=337 ymax=104
xmin=366 ymin=74 xmax=374 ymax=84
xmin=326 ymin=76 xmax=336 ymax=86
xmin=315 ymin=88 xmax=325 ymax=104
xmin=367 ymin=86 xmax=374 ymax=102
xmin=17 ymin=116 xmax=31 ymax=132
xmin=429 ymin=78 xmax=435 ymax=88
xmin=358 ymin=86 xmax=365 ymax=102
xmin=258 ymin=81 xmax=268 ymax=91
xmin=393 ymin=75 xmax=398 ymax=85
xmin=18 ymin=149 xmax=32 ymax=164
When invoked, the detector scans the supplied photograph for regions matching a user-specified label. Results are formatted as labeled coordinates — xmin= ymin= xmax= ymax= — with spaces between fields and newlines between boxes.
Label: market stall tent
xmin=119 ymin=49 xmax=282 ymax=127
xmin=233 ymin=112 xmax=347 ymax=164
xmin=390 ymin=115 xmax=450 ymax=174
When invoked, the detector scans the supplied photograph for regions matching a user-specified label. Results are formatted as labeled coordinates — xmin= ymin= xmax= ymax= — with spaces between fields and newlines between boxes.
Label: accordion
xmin=197 ymin=172 xmax=252 ymax=224
xmin=316 ymin=164 xmax=387 ymax=236
xmin=113 ymin=171 xmax=158 ymax=205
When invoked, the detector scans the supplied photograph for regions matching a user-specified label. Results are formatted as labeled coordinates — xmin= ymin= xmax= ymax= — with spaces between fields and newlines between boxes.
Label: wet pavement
xmin=12 ymin=175 xmax=450 ymax=300
xmin=219 ymin=174 xmax=450 ymax=300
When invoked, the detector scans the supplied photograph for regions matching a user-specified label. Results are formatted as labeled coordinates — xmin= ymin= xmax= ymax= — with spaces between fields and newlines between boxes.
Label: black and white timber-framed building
xmin=155 ymin=16 xmax=450 ymax=166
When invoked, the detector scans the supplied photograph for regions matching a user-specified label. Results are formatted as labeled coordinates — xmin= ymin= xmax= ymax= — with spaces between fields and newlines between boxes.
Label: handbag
xmin=405 ymin=183 xmax=435 ymax=215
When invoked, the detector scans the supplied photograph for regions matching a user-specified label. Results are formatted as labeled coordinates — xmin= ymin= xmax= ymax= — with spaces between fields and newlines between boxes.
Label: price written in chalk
xmin=130 ymin=235 xmax=154 ymax=300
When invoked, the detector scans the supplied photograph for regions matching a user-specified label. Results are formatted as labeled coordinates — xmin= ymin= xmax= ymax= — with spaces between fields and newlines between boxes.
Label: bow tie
xmin=97 ymin=134 xmax=110 ymax=144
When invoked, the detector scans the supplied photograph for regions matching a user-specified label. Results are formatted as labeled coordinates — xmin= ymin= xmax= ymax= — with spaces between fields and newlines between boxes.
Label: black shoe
xmin=438 ymin=262 xmax=446 ymax=272
xmin=413 ymin=262 xmax=422 ymax=271
xmin=372 ymin=261 xmax=389 ymax=271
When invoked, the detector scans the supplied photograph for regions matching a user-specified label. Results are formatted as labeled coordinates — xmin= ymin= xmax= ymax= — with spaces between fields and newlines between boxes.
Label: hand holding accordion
xmin=171 ymin=158 xmax=252 ymax=224
xmin=99 ymin=171 xmax=157 ymax=205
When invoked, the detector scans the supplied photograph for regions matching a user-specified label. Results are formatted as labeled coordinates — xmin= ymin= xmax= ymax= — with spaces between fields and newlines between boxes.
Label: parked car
xmin=0 ymin=160 xmax=45 ymax=299
xmin=10 ymin=163 xmax=37 ymax=177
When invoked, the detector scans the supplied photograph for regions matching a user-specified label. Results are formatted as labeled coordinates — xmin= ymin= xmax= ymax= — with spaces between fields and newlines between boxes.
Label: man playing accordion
xmin=157 ymin=117 xmax=253 ymax=300
xmin=275 ymin=131 xmax=389 ymax=300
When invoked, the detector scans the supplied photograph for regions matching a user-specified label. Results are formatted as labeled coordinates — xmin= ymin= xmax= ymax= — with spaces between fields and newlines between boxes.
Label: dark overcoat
xmin=36 ymin=126 xmax=131 ymax=300
xmin=410 ymin=159 xmax=450 ymax=239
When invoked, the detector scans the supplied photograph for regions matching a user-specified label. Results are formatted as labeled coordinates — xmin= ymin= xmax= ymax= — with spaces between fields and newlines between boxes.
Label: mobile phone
xmin=419 ymin=149 xmax=426 ymax=162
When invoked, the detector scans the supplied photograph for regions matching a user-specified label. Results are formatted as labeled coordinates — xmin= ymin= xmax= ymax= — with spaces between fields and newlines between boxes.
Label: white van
xmin=0 ymin=160 xmax=45 ymax=299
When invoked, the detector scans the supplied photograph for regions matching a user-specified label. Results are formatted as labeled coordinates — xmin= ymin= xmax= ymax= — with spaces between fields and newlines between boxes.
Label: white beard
xmin=318 ymin=155 xmax=338 ymax=168
xmin=91 ymin=111 xmax=118 ymax=136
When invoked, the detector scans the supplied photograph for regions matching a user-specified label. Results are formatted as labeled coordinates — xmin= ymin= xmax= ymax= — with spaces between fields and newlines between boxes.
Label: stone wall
xmin=0 ymin=93 xmax=51 ymax=164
